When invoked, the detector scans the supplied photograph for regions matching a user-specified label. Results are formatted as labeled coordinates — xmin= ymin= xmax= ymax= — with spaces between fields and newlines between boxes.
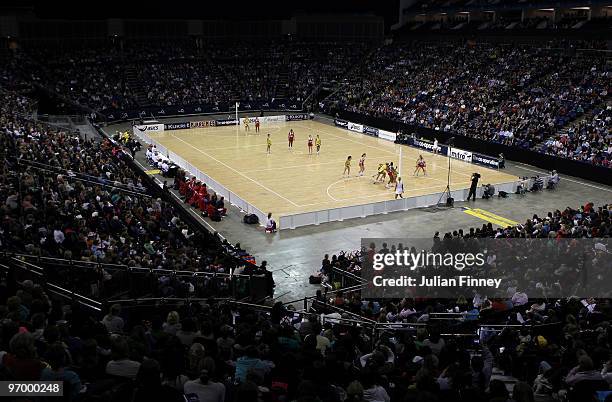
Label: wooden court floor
xmin=150 ymin=120 xmax=518 ymax=217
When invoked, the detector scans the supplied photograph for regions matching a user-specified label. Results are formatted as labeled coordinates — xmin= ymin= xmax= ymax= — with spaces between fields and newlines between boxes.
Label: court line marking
xmin=470 ymin=208 xmax=519 ymax=226
xmin=463 ymin=207 xmax=518 ymax=228
xmin=326 ymin=176 xmax=363 ymax=201
xmin=244 ymin=159 xmax=346 ymax=173
xmin=156 ymin=121 xmax=518 ymax=213
xmin=513 ymin=163 xmax=612 ymax=193
xmin=168 ymin=133 xmax=301 ymax=207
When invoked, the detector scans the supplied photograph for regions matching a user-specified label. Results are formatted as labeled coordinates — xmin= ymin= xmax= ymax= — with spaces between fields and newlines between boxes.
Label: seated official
xmin=482 ymin=184 xmax=496 ymax=199
xmin=265 ymin=213 xmax=277 ymax=233
xmin=546 ymin=170 xmax=560 ymax=189
xmin=530 ymin=175 xmax=544 ymax=191
xmin=216 ymin=196 xmax=227 ymax=215
xmin=161 ymin=161 xmax=169 ymax=176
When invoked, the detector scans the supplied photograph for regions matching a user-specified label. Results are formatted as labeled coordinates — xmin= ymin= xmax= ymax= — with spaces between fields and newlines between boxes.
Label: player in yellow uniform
xmin=343 ymin=155 xmax=352 ymax=177
xmin=315 ymin=135 xmax=322 ymax=155
xmin=373 ymin=162 xmax=387 ymax=183
xmin=244 ymin=117 xmax=250 ymax=132
xmin=266 ymin=133 xmax=272 ymax=154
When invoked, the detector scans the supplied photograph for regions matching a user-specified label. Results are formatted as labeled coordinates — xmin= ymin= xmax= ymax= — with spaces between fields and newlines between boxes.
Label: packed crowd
xmin=0 ymin=86 xmax=255 ymax=300
xmin=1 ymin=205 xmax=610 ymax=402
xmin=312 ymin=202 xmax=611 ymax=401
xmin=327 ymin=41 xmax=611 ymax=163
xmin=539 ymin=104 xmax=612 ymax=167
xmin=4 ymin=41 xmax=369 ymax=113
xmin=4 ymin=39 xmax=609 ymax=167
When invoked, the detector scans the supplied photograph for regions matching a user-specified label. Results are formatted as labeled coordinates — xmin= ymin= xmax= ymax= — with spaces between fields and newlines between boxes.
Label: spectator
xmin=133 ymin=359 xmax=184 ymax=402
xmin=101 ymin=304 xmax=124 ymax=334
xmin=105 ymin=336 xmax=141 ymax=379
xmin=40 ymin=343 xmax=83 ymax=398
xmin=184 ymin=369 xmax=226 ymax=402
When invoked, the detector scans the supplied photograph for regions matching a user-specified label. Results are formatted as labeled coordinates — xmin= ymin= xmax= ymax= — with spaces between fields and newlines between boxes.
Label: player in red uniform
xmin=288 ymin=129 xmax=295 ymax=149
xmin=254 ymin=117 xmax=260 ymax=133
xmin=386 ymin=162 xmax=397 ymax=188
xmin=358 ymin=153 xmax=366 ymax=176
xmin=307 ymin=134 xmax=314 ymax=155
xmin=414 ymin=155 xmax=427 ymax=176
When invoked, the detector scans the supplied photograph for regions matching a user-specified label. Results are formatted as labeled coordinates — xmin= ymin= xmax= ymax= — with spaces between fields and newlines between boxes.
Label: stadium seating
xmin=5 ymin=39 xmax=608 ymax=169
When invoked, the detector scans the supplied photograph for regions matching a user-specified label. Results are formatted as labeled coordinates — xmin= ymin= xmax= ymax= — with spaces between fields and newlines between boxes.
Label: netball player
xmin=244 ymin=117 xmax=250 ymax=132
xmin=373 ymin=162 xmax=387 ymax=183
xmin=414 ymin=155 xmax=427 ymax=176
xmin=386 ymin=162 xmax=397 ymax=189
xmin=266 ymin=133 xmax=272 ymax=154
xmin=315 ymin=135 xmax=321 ymax=155
xmin=343 ymin=156 xmax=352 ymax=177
xmin=255 ymin=117 xmax=260 ymax=133
xmin=288 ymin=129 xmax=295 ymax=149
xmin=307 ymin=134 xmax=314 ymax=155
xmin=395 ymin=177 xmax=404 ymax=199
xmin=358 ymin=153 xmax=366 ymax=176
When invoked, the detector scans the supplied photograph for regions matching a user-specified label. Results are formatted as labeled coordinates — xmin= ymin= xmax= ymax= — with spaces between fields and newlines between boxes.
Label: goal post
xmin=398 ymin=146 xmax=403 ymax=178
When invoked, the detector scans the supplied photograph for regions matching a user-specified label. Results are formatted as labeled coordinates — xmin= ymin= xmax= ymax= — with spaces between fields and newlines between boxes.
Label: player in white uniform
xmin=395 ymin=177 xmax=404 ymax=199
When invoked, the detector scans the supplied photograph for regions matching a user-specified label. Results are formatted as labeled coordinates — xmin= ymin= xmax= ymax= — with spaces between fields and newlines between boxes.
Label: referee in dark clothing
xmin=467 ymin=173 xmax=480 ymax=201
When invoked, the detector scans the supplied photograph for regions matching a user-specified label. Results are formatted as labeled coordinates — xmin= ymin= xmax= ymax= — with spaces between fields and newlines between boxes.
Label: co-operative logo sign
xmin=473 ymin=154 xmax=499 ymax=167
xmin=414 ymin=139 xmax=438 ymax=152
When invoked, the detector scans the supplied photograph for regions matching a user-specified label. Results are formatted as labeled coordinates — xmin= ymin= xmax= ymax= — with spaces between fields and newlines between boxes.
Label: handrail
xmin=9 ymin=253 xmax=254 ymax=279
xmin=11 ymin=158 xmax=152 ymax=197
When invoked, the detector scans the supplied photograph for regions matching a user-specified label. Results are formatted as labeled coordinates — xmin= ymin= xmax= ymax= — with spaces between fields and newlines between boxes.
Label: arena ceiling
xmin=3 ymin=0 xmax=399 ymax=22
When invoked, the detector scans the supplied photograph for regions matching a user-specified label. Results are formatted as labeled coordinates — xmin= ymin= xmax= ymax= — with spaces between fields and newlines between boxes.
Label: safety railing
xmin=5 ymin=253 xmax=257 ymax=302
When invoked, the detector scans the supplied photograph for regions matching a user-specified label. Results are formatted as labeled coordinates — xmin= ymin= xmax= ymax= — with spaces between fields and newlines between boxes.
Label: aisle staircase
xmin=125 ymin=65 xmax=151 ymax=108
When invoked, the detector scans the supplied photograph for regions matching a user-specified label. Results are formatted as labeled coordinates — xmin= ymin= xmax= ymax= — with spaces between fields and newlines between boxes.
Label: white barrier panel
xmin=239 ymin=115 xmax=285 ymax=125
xmin=278 ymin=180 xmax=518 ymax=230
xmin=133 ymin=123 xmax=164 ymax=134
xmin=448 ymin=147 xmax=473 ymax=163
xmin=378 ymin=129 xmax=397 ymax=142
xmin=347 ymin=122 xmax=364 ymax=133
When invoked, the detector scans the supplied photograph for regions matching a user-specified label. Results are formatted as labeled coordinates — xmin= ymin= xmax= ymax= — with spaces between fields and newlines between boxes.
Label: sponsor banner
xmin=410 ymin=138 xmax=446 ymax=154
xmin=133 ymin=123 xmax=164 ymax=133
xmin=334 ymin=118 xmax=348 ymax=128
xmin=363 ymin=126 xmax=379 ymax=137
xmin=260 ymin=115 xmax=286 ymax=123
xmin=190 ymin=120 xmax=216 ymax=128
xmin=472 ymin=153 xmax=500 ymax=168
xmin=378 ymin=129 xmax=397 ymax=142
xmin=239 ymin=115 xmax=285 ymax=125
xmin=448 ymin=147 xmax=473 ymax=163
xmin=215 ymin=119 xmax=239 ymax=126
xmin=164 ymin=122 xmax=190 ymax=130
xmin=100 ymin=98 xmax=302 ymax=122
xmin=348 ymin=122 xmax=364 ymax=133
xmin=285 ymin=113 xmax=309 ymax=121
